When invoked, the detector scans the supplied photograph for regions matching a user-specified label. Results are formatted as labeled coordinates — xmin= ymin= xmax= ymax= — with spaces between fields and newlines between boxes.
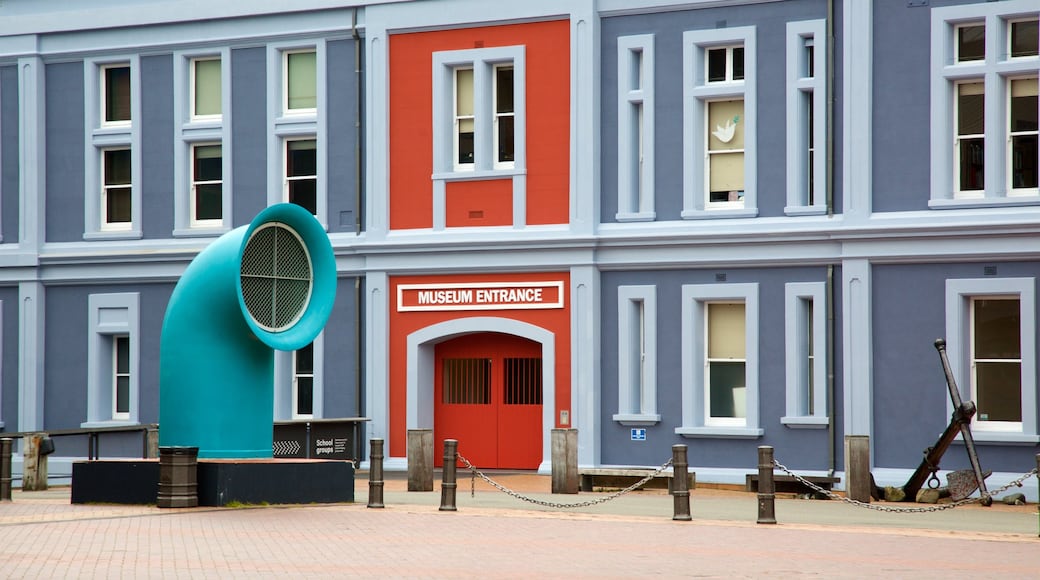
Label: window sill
xmin=432 ymin=168 xmax=526 ymax=182
xmin=80 ymin=420 xmax=141 ymax=429
xmin=955 ymin=432 xmax=1040 ymax=445
xmin=928 ymin=196 xmax=1040 ymax=210
xmin=681 ymin=208 xmax=759 ymax=220
xmin=780 ymin=416 xmax=829 ymax=429
xmin=612 ymin=413 xmax=661 ymax=426
xmin=783 ymin=205 xmax=828 ymax=217
xmin=172 ymin=227 xmax=229 ymax=238
xmin=616 ymin=211 xmax=656 ymax=222
xmin=675 ymin=426 xmax=763 ymax=439
xmin=84 ymin=230 xmax=143 ymax=241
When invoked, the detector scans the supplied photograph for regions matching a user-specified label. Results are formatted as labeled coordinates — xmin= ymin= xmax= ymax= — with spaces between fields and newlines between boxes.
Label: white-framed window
xmin=101 ymin=148 xmax=132 ymax=230
xmin=84 ymin=293 xmax=140 ymax=427
xmin=617 ymin=34 xmax=656 ymax=222
xmin=781 ymin=282 xmax=828 ymax=427
xmin=285 ymin=138 xmax=317 ymax=214
xmin=284 ymin=49 xmax=317 ymax=115
xmin=682 ymin=27 xmax=757 ymax=219
xmin=930 ymin=3 xmax=1039 ymax=207
xmin=785 ymin=19 xmax=827 ymax=215
xmin=293 ymin=342 xmax=315 ymax=419
xmin=191 ymin=143 xmax=222 ymax=226
xmin=677 ymin=283 xmax=762 ymax=438
xmin=945 ymin=277 xmax=1038 ymax=443
xmin=101 ymin=63 xmax=131 ymax=127
xmin=613 ymin=285 xmax=660 ymax=425
xmin=85 ymin=56 xmax=141 ymax=239
xmin=174 ymin=50 xmax=231 ymax=236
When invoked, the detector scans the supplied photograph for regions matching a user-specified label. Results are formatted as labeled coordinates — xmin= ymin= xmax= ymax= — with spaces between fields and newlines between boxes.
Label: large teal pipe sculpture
xmin=159 ymin=203 xmax=336 ymax=458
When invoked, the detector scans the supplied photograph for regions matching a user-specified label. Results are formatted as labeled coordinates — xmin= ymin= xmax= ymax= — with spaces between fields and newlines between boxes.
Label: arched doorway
xmin=433 ymin=332 xmax=543 ymax=468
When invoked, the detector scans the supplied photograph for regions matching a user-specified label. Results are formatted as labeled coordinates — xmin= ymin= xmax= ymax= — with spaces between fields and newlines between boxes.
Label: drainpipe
xmin=159 ymin=203 xmax=337 ymax=458
xmin=827 ymin=264 xmax=836 ymax=477
xmin=826 ymin=0 xmax=835 ymax=217
xmin=353 ymin=7 xmax=363 ymax=235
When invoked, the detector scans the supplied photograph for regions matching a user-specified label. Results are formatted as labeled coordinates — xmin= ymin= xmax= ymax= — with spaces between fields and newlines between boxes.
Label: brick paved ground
xmin=1 ymin=474 xmax=1037 ymax=578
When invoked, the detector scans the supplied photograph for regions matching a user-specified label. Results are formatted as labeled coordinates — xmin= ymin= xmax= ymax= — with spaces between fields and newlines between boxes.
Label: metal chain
xmin=455 ymin=453 xmax=674 ymax=509
xmin=773 ymin=458 xmax=1038 ymax=513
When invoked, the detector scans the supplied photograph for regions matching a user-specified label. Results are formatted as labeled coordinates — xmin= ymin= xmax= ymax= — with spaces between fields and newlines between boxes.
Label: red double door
xmin=434 ymin=332 xmax=543 ymax=469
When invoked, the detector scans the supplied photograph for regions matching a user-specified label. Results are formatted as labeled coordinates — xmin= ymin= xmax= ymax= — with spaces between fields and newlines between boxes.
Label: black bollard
xmin=757 ymin=446 xmax=776 ymax=524
xmin=0 ymin=438 xmax=12 ymax=502
xmin=440 ymin=439 xmax=458 ymax=511
xmin=672 ymin=444 xmax=692 ymax=521
xmin=368 ymin=438 xmax=385 ymax=508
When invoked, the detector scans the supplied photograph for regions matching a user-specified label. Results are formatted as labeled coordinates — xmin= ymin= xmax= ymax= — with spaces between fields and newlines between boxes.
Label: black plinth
xmin=72 ymin=458 xmax=354 ymax=506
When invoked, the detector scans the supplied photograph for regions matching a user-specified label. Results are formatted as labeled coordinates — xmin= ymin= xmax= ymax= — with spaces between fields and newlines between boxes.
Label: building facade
xmin=1 ymin=0 xmax=1037 ymax=500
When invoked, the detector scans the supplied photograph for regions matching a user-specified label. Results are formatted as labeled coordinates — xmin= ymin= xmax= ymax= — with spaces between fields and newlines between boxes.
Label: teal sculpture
xmin=159 ymin=203 xmax=336 ymax=458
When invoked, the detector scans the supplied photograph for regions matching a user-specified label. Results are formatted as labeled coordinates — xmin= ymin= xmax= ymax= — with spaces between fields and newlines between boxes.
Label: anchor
xmin=890 ymin=339 xmax=992 ymax=506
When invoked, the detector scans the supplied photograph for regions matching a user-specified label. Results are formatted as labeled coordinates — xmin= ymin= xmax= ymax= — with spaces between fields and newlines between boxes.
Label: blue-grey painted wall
xmin=872 ymin=262 xmax=1040 ymax=472
xmin=324 ymin=276 xmax=363 ymax=417
xmin=0 ymin=289 xmax=19 ymax=430
xmin=1 ymin=65 xmax=19 ymax=243
xmin=141 ymin=54 xmax=175 ymax=240
xmin=45 ymin=62 xmax=86 ymax=243
xmin=327 ymin=39 xmax=361 ymax=234
xmin=600 ymin=266 xmax=844 ymax=470
xmin=231 ymin=47 xmax=269 ymax=228
xmin=600 ymin=0 xmax=840 ymax=222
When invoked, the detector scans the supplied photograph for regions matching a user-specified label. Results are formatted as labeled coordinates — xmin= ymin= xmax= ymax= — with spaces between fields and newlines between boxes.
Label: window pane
xmin=195 ymin=185 xmax=222 ymax=221
xmin=732 ymin=47 xmax=744 ymax=81
xmin=974 ymin=298 xmax=1020 ymax=359
xmin=495 ymin=66 xmax=514 ymax=114
xmin=104 ymin=149 xmax=131 ymax=185
xmin=296 ymin=377 xmax=314 ymax=416
xmin=804 ymin=42 xmax=814 ymax=78
xmin=287 ymin=140 xmax=317 ymax=177
xmin=708 ymin=303 xmax=745 ymax=359
xmin=194 ymin=58 xmax=221 ymax=116
xmin=287 ymin=51 xmax=317 ymax=110
xmin=708 ymin=99 xmax=744 ymax=150
xmin=709 ymin=152 xmax=744 ymax=199
xmin=958 ymin=138 xmax=985 ymax=191
xmin=295 ymin=342 xmax=314 ymax=375
xmin=116 ymin=336 xmax=130 ymax=374
xmin=707 ymin=48 xmax=727 ymax=82
xmin=709 ymin=361 xmax=746 ymax=418
xmin=497 ymin=116 xmax=514 ymax=163
xmin=289 ymin=179 xmax=317 ymax=214
xmin=975 ymin=362 xmax=1021 ymax=422
xmin=458 ymin=121 xmax=474 ymax=165
xmin=957 ymin=83 xmax=984 ymax=135
xmin=455 ymin=68 xmax=474 ymax=116
xmin=1011 ymin=20 xmax=1039 ymax=58
xmin=193 ymin=145 xmax=222 ymax=181
xmin=115 ymin=376 xmax=130 ymax=414
xmin=1010 ymin=79 xmax=1038 ymax=132
xmin=107 ymin=188 xmax=132 ymax=223
xmin=105 ymin=66 xmax=131 ymax=123
xmin=1012 ymin=135 xmax=1039 ymax=189
xmin=957 ymin=25 xmax=985 ymax=62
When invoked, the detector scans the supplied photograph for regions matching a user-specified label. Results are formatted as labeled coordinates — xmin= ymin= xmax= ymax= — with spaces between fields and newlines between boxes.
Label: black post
xmin=439 ymin=439 xmax=458 ymax=511
xmin=0 ymin=438 xmax=12 ymax=502
xmin=368 ymin=438 xmax=385 ymax=508
xmin=672 ymin=444 xmax=692 ymax=521
xmin=757 ymin=446 xmax=776 ymax=524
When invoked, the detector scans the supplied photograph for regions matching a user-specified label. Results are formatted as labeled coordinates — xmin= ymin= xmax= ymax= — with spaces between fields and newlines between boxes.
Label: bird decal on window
xmin=712 ymin=115 xmax=740 ymax=143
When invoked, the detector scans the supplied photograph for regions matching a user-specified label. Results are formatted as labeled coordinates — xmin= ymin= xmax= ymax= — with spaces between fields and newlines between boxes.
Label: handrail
xmin=0 ymin=424 xmax=158 ymax=461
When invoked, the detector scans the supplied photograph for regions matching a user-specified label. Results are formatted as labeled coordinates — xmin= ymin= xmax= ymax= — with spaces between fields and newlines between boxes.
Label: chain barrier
xmin=773 ymin=458 xmax=1038 ymax=513
xmin=455 ymin=453 xmax=674 ymax=509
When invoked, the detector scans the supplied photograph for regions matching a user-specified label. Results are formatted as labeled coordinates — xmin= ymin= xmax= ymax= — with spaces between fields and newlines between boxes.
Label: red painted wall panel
xmin=445 ymin=179 xmax=512 ymax=227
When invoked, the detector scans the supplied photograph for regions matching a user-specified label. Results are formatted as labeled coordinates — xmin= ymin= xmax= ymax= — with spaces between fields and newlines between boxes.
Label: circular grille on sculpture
xmin=240 ymin=222 xmax=312 ymax=332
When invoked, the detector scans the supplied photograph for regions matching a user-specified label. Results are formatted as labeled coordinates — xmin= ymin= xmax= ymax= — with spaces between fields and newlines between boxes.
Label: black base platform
xmin=72 ymin=459 xmax=354 ymax=506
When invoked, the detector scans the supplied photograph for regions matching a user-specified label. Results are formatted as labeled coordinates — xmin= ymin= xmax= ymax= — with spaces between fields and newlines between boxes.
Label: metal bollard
xmin=672 ymin=444 xmax=692 ymax=521
xmin=368 ymin=438 xmax=385 ymax=509
xmin=1036 ymin=454 xmax=1039 ymax=538
xmin=0 ymin=438 xmax=12 ymax=502
xmin=757 ymin=446 xmax=777 ymax=524
xmin=439 ymin=439 xmax=458 ymax=511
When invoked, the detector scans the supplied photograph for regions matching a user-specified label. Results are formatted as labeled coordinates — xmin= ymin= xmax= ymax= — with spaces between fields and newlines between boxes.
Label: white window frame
xmin=969 ymin=296 xmax=1024 ymax=431
xmin=84 ymin=56 xmax=142 ymax=240
xmin=268 ymin=41 xmax=327 ymax=228
xmin=785 ymin=20 xmax=827 ymax=215
xmin=683 ymin=26 xmax=757 ymax=219
xmin=945 ymin=277 xmax=1039 ymax=443
xmin=677 ymin=283 xmax=762 ymax=438
xmin=431 ymin=46 xmax=527 ymax=230
xmin=275 ymin=333 xmax=324 ymax=420
xmin=930 ymin=2 xmax=1040 ymax=208
xmin=782 ymin=282 xmax=828 ymax=427
xmin=112 ymin=335 xmax=131 ymax=421
xmin=100 ymin=147 xmax=132 ymax=232
xmin=189 ymin=143 xmax=223 ymax=228
xmin=617 ymin=34 xmax=656 ymax=222
xmin=613 ymin=285 xmax=660 ymax=425
xmin=283 ymin=48 xmax=318 ymax=116
xmin=284 ymin=137 xmax=318 ymax=214
xmin=292 ymin=341 xmax=316 ymax=419
xmin=100 ymin=63 xmax=132 ymax=128
xmin=83 ymin=293 xmax=140 ymax=427
xmin=174 ymin=49 xmax=232 ymax=236
xmin=1007 ymin=76 xmax=1039 ymax=197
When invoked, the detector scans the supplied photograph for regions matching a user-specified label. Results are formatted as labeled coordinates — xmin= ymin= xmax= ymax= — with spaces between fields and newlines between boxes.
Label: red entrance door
xmin=434 ymin=333 xmax=543 ymax=469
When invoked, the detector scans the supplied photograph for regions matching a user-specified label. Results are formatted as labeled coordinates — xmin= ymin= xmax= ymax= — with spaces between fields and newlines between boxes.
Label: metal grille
xmin=240 ymin=223 xmax=312 ymax=331
xmin=442 ymin=358 xmax=491 ymax=404
xmin=504 ymin=357 xmax=542 ymax=405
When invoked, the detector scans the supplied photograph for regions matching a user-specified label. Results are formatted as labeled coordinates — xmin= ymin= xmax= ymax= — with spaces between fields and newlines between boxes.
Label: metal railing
xmin=1 ymin=423 xmax=158 ymax=460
